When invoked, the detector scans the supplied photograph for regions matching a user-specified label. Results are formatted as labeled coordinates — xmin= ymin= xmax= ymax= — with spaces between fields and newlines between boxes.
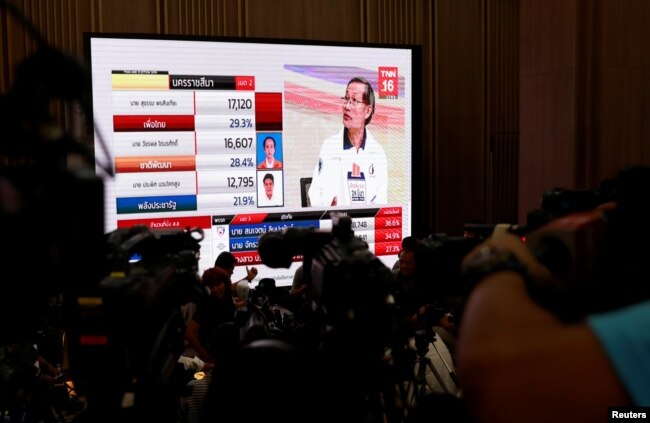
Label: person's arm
xmin=231 ymin=266 xmax=257 ymax=294
xmin=185 ymin=319 xmax=213 ymax=363
xmin=289 ymin=283 xmax=307 ymax=297
xmin=457 ymin=234 xmax=630 ymax=423
xmin=308 ymin=157 xmax=328 ymax=206
xmin=308 ymin=136 xmax=339 ymax=206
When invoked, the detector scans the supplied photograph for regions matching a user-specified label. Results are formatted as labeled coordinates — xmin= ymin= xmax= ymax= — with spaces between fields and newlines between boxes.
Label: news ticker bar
xmin=112 ymin=71 xmax=255 ymax=91
xmin=116 ymin=207 xmax=403 ymax=258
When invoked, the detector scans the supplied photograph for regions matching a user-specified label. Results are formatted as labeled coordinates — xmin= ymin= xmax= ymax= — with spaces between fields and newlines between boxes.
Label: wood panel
xmin=162 ymin=0 xmax=243 ymax=36
xmin=584 ymin=0 xmax=650 ymax=186
xmin=520 ymin=69 xmax=576 ymax=218
xmin=519 ymin=0 xmax=579 ymax=223
xmin=487 ymin=0 xmax=519 ymax=224
xmin=305 ymin=0 xmax=363 ymax=42
xmin=434 ymin=0 xmax=485 ymax=234
xmin=520 ymin=0 xmax=650 ymax=224
xmin=1 ymin=0 xmax=100 ymax=131
xmin=366 ymin=0 xmax=420 ymax=44
xmin=244 ymin=0 xmax=362 ymax=41
xmin=94 ymin=0 xmax=159 ymax=33
xmin=520 ymin=0 xmax=577 ymax=77
xmin=0 ymin=6 xmax=6 ymax=91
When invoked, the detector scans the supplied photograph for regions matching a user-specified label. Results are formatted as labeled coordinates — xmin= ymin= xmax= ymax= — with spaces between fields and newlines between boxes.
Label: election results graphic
xmin=88 ymin=34 xmax=417 ymax=283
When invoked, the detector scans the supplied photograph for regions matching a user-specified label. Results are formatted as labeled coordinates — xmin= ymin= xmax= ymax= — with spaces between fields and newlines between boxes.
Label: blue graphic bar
xmin=116 ymin=195 xmax=197 ymax=214
xmin=229 ymin=220 xmax=320 ymax=238
xmin=230 ymin=236 xmax=260 ymax=252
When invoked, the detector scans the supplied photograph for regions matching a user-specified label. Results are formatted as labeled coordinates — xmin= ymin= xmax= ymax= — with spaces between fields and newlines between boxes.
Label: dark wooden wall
xmin=13 ymin=1 xmax=650 ymax=232
xmin=520 ymin=0 xmax=650 ymax=223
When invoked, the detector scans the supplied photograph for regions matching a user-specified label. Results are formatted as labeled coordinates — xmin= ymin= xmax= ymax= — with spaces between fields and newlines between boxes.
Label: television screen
xmin=86 ymin=33 xmax=419 ymax=287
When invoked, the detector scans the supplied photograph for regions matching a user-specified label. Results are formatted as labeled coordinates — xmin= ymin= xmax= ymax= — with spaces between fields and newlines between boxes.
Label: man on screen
xmin=258 ymin=172 xmax=282 ymax=207
xmin=258 ymin=136 xmax=283 ymax=169
xmin=263 ymin=173 xmax=274 ymax=200
xmin=308 ymin=77 xmax=387 ymax=207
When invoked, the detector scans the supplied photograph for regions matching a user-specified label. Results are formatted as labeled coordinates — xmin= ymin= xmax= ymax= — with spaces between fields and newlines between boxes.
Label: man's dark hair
xmin=263 ymin=173 xmax=274 ymax=184
xmin=401 ymin=236 xmax=419 ymax=250
xmin=348 ymin=76 xmax=375 ymax=125
xmin=202 ymin=267 xmax=230 ymax=287
xmin=215 ymin=251 xmax=237 ymax=268
xmin=263 ymin=136 xmax=276 ymax=148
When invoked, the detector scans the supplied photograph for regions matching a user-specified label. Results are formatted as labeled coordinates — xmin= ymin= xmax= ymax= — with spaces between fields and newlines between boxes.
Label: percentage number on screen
xmin=230 ymin=157 xmax=254 ymax=167
xmin=229 ymin=118 xmax=253 ymax=128
xmin=234 ymin=196 xmax=255 ymax=206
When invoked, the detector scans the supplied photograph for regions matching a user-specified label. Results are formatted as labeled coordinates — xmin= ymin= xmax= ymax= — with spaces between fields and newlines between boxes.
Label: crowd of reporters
xmin=4 ymin=167 xmax=650 ymax=423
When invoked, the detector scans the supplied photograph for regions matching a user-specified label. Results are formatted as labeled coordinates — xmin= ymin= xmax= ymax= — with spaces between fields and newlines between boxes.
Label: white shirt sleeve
xmin=309 ymin=137 xmax=341 ymax=206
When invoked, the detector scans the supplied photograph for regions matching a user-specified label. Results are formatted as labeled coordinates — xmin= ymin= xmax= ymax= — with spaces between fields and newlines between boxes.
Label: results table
xmin=111 ymin=70 xmax=282 ymax=213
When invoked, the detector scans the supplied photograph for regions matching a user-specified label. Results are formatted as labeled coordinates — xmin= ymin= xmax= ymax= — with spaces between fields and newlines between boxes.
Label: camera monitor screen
xmin=86 ymin=33 xmax=419 ymax=286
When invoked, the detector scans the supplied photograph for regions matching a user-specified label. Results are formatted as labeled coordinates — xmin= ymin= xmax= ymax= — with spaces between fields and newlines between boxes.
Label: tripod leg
xmin=423 ymin=356 xmax=451 ymax=395
xmin=416 ymin=358 xmax=429 ymax=398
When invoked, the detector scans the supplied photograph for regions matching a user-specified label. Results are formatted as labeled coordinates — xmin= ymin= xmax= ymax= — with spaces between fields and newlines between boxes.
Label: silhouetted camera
xmin=73 ymin=225 xmax=204 ymax=423
xmin=523 ymin=167 xmax=650 ymax=320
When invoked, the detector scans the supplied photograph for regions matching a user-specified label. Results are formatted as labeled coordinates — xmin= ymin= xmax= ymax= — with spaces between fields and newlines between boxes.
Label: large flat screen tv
xmin=86 ymin=33 xmax=420 ymax=286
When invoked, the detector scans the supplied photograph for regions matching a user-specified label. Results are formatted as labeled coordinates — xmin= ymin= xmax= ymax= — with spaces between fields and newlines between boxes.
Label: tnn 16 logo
xmin=378 ymin=66 xmax=398 ymax=99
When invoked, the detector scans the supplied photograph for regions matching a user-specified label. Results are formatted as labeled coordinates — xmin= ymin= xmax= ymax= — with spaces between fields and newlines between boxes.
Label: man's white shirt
xmin=309 ymin=128 xmax=387 ymax=207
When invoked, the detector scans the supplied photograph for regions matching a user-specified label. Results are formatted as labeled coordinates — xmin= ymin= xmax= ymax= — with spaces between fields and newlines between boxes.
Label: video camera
xmin=513 ymin=166 xmax=650 ymax=321
xmin=258 ymin=214 xmax=402 ymax=421
xmin=395 ymin=233 xmax=482 ymax=327
xmin=258 ymin=213 xmax=396 ymax=343
xmin=74 ymin=225 xmax=204 ymax=423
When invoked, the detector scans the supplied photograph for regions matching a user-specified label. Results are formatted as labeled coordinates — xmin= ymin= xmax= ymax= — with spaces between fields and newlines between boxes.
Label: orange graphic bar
xmin=115 ymin=156 xmax=196 ymax=173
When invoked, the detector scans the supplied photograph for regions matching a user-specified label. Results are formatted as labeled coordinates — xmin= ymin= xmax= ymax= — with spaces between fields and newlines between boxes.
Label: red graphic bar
xmin=117 ymin=216 xmax=212 ymax=229
xmin=375 ymin=241 xmax=402 ymax=256
xmin=113 ymin=115 xmax=195 ymax=132
xmin=79 ymin=335 xmax=108 ymax=346
xmin=255 ymin=92 xmax=283 ymax=131
xmin=235 ymin=76 xmax=255 ymax=90
xmin=115 ymin=156 xmax=196 ymax=173
xmin=374 ymin=228 xmax=402 ymax=242
xmin=231 ymin=213 xmax=268 ymax=225
xmin=232 ymin=251 xmax=263 ymax=266
xmin=375 ymin=216 xmax=402 ymax=230
xmin=376 ymin=207 xmax=402 ymax=217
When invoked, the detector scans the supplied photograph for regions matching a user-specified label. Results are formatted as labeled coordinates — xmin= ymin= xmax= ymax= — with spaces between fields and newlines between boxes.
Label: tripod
xmin=409 ymin=331 xmax=457 ymax=405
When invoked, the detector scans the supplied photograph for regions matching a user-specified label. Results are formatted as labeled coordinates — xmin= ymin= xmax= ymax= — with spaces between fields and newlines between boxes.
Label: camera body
xmin=521 ymin=167 xmax=650 ymax=319
xmin=74 ymin=225 xmax=204 ymax=422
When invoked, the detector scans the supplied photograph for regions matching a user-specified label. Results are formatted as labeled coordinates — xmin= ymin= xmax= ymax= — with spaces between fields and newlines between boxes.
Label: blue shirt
xmin=587 ymin=300 xmax=650 ymax=405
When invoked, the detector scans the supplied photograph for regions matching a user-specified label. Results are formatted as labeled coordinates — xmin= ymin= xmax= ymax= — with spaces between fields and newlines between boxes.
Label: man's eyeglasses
xmin=340 ymin=96 xmax=367 ymax=107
